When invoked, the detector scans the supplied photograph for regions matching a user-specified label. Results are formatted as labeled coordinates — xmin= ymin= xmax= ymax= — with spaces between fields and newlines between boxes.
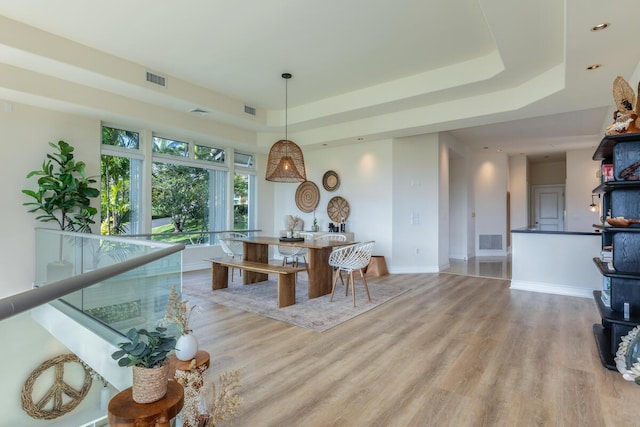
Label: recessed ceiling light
xmin=357 ymin=137 xmax=364 ymax=141
xmin=190 ymin=108 xmax=209 ymax=114
xmin=591 ymin=23 xmax=610 ymax=32
xmin=483 ymin=147 xmax=489 ymax=150
xmin=587 ymin=64 xmax=601 ymax=70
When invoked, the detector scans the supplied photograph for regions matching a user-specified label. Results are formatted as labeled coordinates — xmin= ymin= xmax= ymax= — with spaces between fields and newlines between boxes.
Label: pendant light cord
xmin=283 ymin=72 xmax=292 ymax=143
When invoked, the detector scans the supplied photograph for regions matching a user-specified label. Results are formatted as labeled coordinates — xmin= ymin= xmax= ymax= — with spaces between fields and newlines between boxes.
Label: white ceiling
xmin=1 ymin=0 xmax=639 ymax=156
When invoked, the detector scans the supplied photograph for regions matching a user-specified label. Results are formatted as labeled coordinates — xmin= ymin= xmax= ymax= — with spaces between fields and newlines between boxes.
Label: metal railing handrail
xmin=124 ymin=229 xmax=262 ymax=239
xmin=0 ymin=243 xmax=185 ymax=322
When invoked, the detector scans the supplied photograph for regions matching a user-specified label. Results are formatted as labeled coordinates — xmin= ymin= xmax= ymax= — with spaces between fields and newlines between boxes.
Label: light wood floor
xmin=183 ymin=270 xmax=640 ymax=427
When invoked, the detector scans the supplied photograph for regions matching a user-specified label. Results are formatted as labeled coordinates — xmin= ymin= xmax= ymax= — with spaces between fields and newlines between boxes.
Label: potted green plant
xmin=23 ymin=140 xmax=100 ymax=232
xmin=22 ymin=140 xmax=100 ymax=280
xmin=111 ymin=326 xmax=177 ymax=404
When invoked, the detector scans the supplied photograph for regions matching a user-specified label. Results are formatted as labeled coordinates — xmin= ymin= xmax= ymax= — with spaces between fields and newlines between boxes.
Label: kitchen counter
xmin=511 ymin=226 xmax=600 ymax=236
xmin=510 ymin=228 xmax=601 ymax=298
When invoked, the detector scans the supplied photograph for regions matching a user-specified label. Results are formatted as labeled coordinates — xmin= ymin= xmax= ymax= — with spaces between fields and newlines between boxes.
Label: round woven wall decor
xmin=327 ymin=196 xmax=350 ymax=222
xmin=322 ymin=170 xmax=340 ymax=192
xmin=21 ymin=353 xmax=93 ymax=420
xmin=295 ymin=181 xmax=320 ymax=213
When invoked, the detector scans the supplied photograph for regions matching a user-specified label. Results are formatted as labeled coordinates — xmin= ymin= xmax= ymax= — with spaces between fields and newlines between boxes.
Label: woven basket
xmin=132 ymin=363 xmax=170 ymax=404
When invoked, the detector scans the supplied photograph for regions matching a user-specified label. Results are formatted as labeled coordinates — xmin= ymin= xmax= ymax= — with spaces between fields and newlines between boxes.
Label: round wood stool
xmin=167 ymin=350 xmax=210 ymax=378
xmin=108 ymin=380 xmax=184 ymax=427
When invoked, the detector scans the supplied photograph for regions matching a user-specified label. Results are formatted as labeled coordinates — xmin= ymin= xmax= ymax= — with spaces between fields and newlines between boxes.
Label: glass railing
xmin=124 ymin=229 xmax=261 ymax=246
xmin=34 ymin=229 xmax=183 ymax=335
xmin=0 ymin=229 xmax=185 ymax=426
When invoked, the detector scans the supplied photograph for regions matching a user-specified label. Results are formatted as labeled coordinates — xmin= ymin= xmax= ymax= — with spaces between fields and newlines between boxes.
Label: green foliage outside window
xmin=152 ymin=163 xmax=209 ymax=244
xmin=101 ymin=127 xmax=139 ymax=235
xmin=234 ymin=173 xmax=249 ymax=230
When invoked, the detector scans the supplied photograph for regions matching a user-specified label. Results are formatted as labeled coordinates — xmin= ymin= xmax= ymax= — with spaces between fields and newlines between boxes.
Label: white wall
xmin=438 ymin=141 xmax=450 ymax=269
xmin=509 ymin=154 xmax=529 ymax=230
xmin=271 ymin=139 xmax=394 ymax=266
xmin=472 ymin=152 xmax=509 ymax=255
xmin=0 ymin=102 xmax=106 ymax=425
xmin=443 ymin=132 xmax=472 ymax=260
xmin=448 ymin=154 xmax=469 ymax=259
xmin=392 ymin=134 xmax=440 ymax=272
xmin=0 ymin=312 xmax=109 ymax=426
xmin=1 ymin=101 xmax=101 ymax=297
xmin=565 ymin=148 xmax=601 ymax=231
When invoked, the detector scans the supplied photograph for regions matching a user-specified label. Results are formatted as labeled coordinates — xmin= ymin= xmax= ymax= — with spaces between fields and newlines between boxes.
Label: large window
xmin=151 ymin=136 xmax=228 ymax=245
xmin=234 ymin=151 xmax=256 ymax=230
xmin=101 ymin=127 xmax=251 ymax=244
xmin=101 ymin=126 xmax=142 ymax=235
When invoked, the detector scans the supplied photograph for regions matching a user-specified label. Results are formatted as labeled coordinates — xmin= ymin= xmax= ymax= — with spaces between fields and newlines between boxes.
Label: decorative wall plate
xmin=322 ymin=170 xmax=340 ymax=192
xmin=327 ymin=196 xmax=350 ymax=222
xmin=295 ymin=181 xmax=320 ymax=213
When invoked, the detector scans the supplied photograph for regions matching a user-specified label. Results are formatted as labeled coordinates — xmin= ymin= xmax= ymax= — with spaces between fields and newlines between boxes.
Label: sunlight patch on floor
xmin=441 ymin=256 xmax=511 ymax=280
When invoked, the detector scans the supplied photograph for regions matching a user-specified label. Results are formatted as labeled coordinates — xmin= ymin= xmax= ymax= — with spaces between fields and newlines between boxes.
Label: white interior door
xmin=533 ymin=185 xmax=565 ymax=231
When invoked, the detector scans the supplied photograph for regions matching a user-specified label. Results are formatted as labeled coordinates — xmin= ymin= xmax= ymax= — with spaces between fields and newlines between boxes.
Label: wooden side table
xmin=107 ymin=381 xmax=184 ymax=427
xmin=167 ymin=350 xmax=211 ymax=427
xmin=167 ymin=350 xmax=210 ymax=379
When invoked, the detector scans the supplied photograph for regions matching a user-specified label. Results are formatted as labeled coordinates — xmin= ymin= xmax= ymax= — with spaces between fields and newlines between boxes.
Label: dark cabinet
xmin=592 ymin=134 xmax=640 ymax=370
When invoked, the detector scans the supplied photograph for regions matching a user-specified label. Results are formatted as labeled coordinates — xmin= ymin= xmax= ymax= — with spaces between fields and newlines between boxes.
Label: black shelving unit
xmin=592 ymin=133 xmax=640 ymax=370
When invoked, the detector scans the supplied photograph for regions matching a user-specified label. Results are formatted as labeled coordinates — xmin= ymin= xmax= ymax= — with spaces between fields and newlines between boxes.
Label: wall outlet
xmin=411 ymin=212 xmax=420 ymax=225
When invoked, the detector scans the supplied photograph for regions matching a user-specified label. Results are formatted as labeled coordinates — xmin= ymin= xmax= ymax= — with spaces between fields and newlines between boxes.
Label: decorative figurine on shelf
xmin=606 ymin=76 xmax=640 ymax=136
xmin=340 ymin=217 xmax=346 ymax=232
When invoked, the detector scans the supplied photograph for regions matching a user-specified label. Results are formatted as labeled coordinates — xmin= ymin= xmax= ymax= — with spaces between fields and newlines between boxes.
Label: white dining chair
xmin=315 ymin=233 xmax=347 ymax=242
xmin=219 ymin=232 xmax=247 ymax=282
xmin=277 ymin=236 xmax=309 ymax=270
xmin=316 ymin=233 xmax=348 ymax=288
xmin=328 ymin=241 xmax=375 ymax=307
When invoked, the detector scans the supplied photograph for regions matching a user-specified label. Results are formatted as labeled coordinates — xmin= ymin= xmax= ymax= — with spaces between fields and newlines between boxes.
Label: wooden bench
xmin=209 ymin=258 xmax=307 ymax=308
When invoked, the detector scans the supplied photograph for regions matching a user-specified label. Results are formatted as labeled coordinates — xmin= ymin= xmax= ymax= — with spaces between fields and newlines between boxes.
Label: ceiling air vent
xmin=146 ymin=71 xmax=166 ymax=87
xmin=244 ymin=105 xmax=256 ymax=116
xmin=190 ymin=108 xmax=209 ymax=115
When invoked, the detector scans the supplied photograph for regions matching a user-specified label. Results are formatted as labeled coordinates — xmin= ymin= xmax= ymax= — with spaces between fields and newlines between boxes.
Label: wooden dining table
xmin=227 ymin=236 xmax=354 ymax=298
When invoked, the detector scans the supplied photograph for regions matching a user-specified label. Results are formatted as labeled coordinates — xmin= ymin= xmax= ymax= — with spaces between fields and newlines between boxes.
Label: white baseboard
xmin=510 ymin=280 xmax=594 ymax=299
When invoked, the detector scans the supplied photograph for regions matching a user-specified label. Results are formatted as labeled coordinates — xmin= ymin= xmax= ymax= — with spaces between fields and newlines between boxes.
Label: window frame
xmin=100 ymin=126 xmax=257 ymax=245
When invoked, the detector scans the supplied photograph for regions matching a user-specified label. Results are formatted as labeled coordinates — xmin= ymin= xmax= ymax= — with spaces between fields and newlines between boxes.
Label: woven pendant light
xmin=266 ymin=73 xmax=307 ymax=182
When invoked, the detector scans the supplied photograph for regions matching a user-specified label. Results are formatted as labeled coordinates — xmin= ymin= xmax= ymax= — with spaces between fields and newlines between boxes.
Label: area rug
xmin=185 ymin=274 xmax=409 ymax=332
